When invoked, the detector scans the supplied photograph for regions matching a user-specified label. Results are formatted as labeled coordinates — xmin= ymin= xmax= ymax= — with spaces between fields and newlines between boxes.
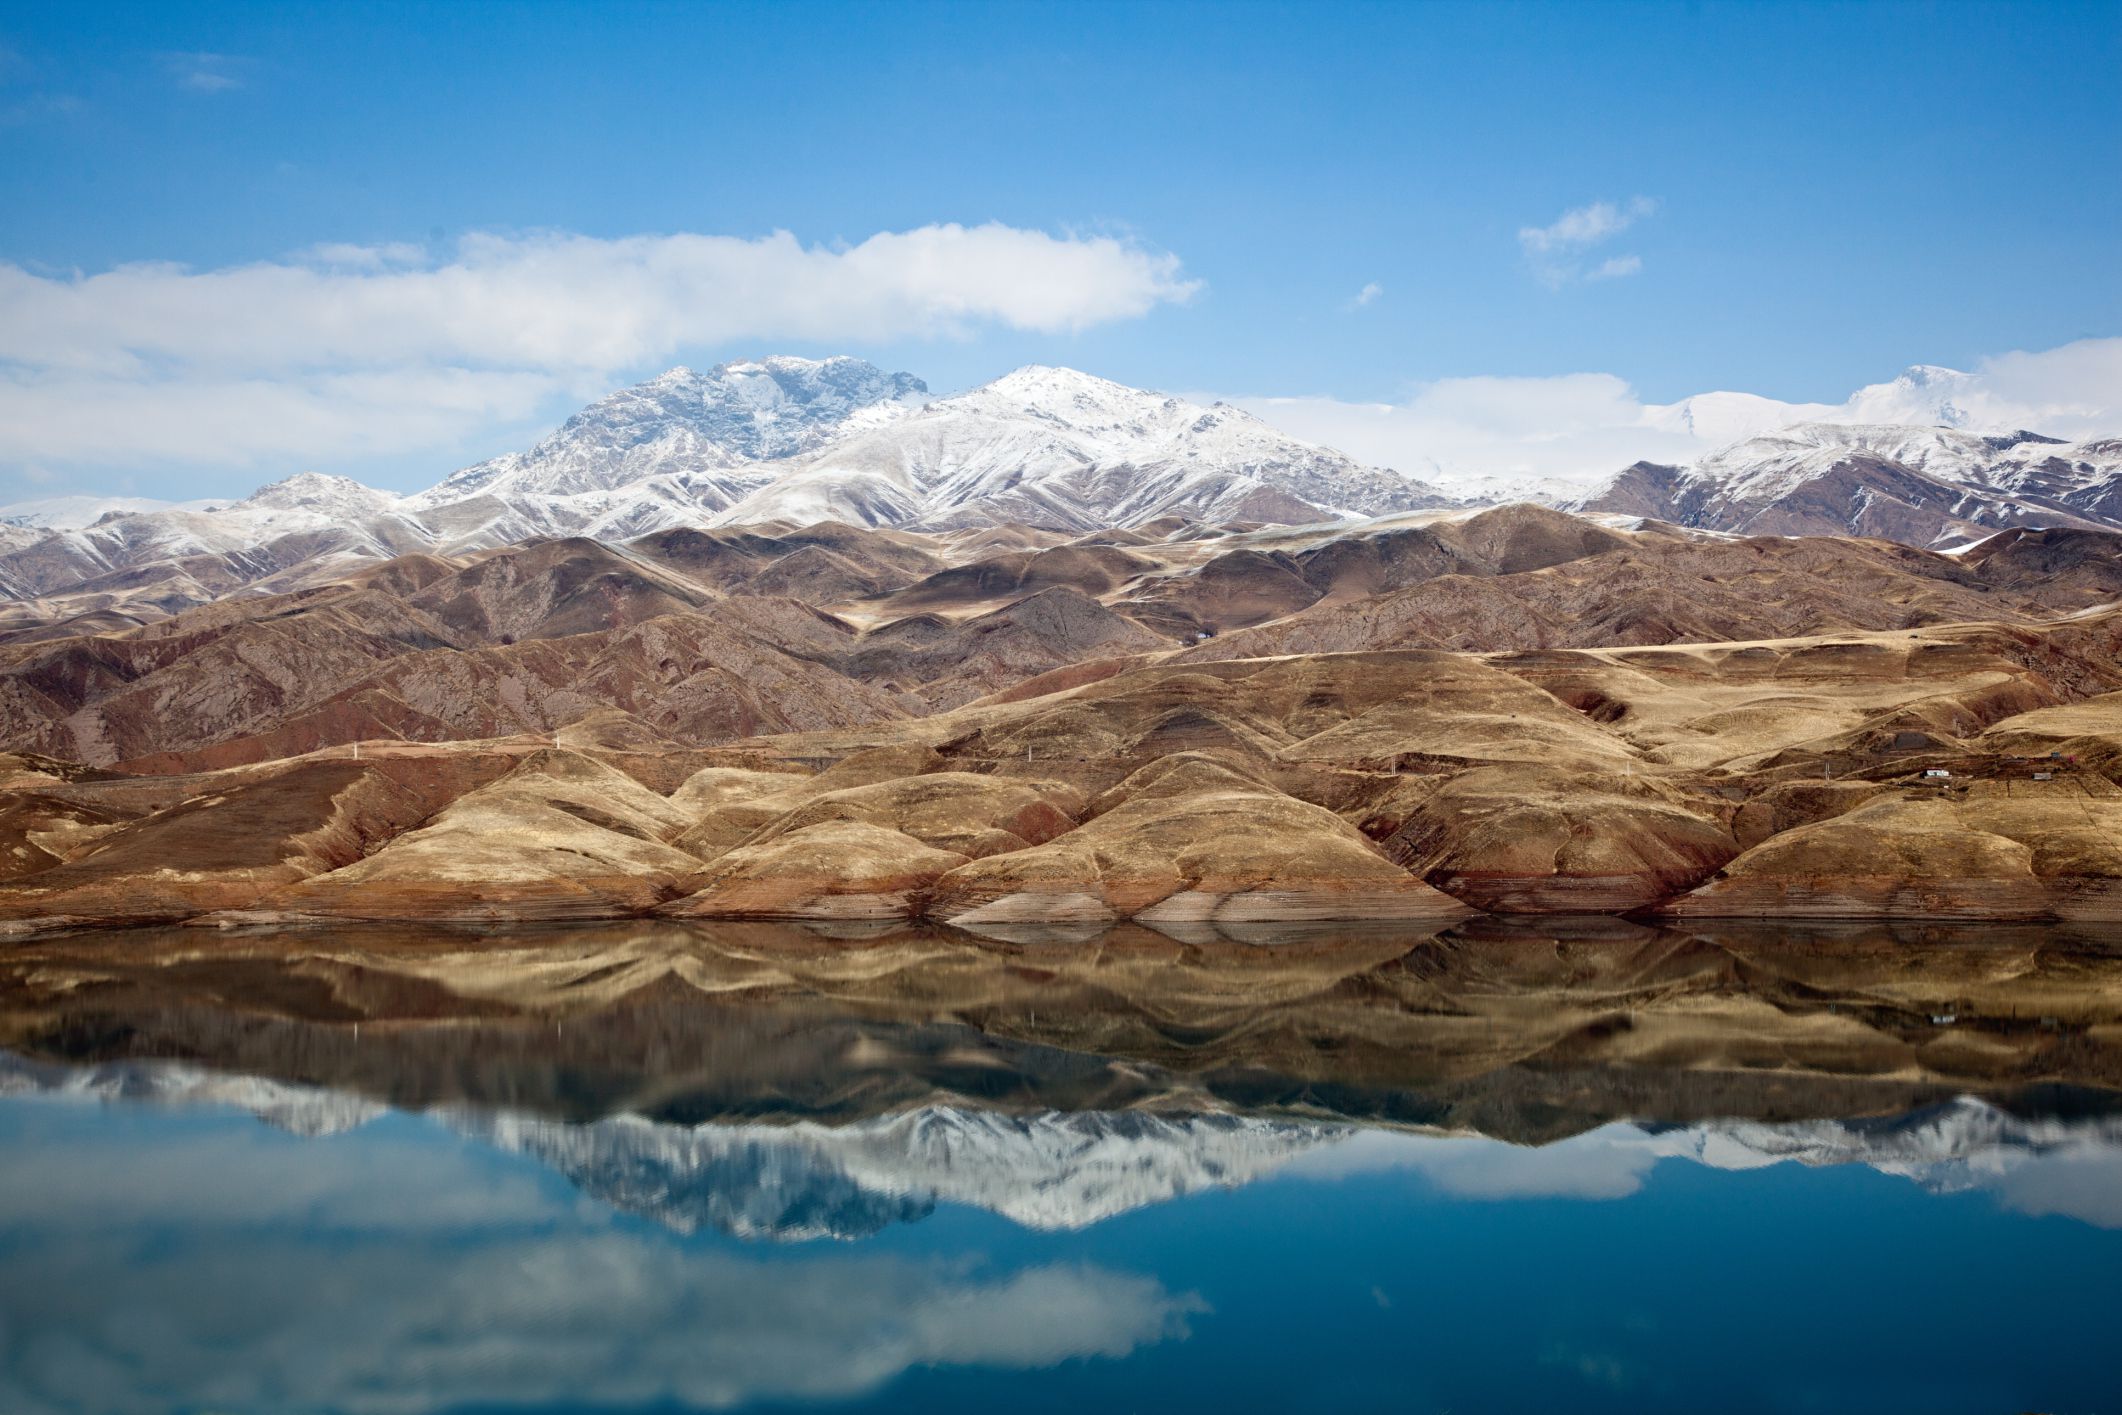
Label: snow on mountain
xmin=0 ymin=470 xmax=446 ymax=600
xmin=0 ymin=359 xmax=1454 ymax=601
xmin=411 ymin=356 xmax=928 ymax=507
xmin=0 ymin=1052 xmax=386 ymax=1137
xmin=1573 ymin=420 xmax=2122 ymax=545
xmin=1643 ymin=364 xmax=2075 ymax=472
xmin=1840 ymin=363 xmax=1984 ymax=428
xmin=461 ymin=1105 xmax=1341 ymax=1239
xmin=230 ymin=471 xmax=405 ymax=522
xmin=0 ymin=359 xmax=929 ymax=599
xmin=0 ymin=494 xmax=230 ymax=530
xmin=1692 ymin=422 xmax=2071 ymax=497
xmin=1573 ymin=362 xmax=2122 ymax=546
xmin=1640 ymin=389 xmax=1840 ymax=448
xmin=5 ymin=354 xmax=2117 ymax=605
xmin=718 ymin=365 xmax=1453 ymax=531
xmin=12 ymin=1048 xmax=2117 ymax=1234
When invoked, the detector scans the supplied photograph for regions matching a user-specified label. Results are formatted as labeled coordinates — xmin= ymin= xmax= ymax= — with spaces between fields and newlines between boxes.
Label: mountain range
xmin=7 ymin=1052 xmax=2116 ymax=1238
xmin=1576 ymin=422 xmax=2122 ymax=547
xmin=0 ymin=357 xmax=1456 ymax=608
xmin=3 ymin=355 xmax=2117 ymax=620
xmin=3 ymin=492 xmax=2121 ymax=928
xmin=3 ymin=354 xmax=2121 ymax=932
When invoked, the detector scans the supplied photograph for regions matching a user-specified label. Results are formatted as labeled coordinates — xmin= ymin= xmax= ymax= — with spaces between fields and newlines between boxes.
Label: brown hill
xmin=8 ymin=919 xmax=2119 ymax=1148
xmin=3 ymin=507 xmax=2121 ymax=930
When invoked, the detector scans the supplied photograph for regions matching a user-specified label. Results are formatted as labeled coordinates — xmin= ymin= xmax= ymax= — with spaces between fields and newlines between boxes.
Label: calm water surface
xmin=1 ymin=917 xmax=2118 ymax=1414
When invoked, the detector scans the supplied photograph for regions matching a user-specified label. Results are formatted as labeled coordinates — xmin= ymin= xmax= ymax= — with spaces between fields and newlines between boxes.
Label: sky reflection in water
xmin=1 ymin=919 xmax=2119 ymax=1414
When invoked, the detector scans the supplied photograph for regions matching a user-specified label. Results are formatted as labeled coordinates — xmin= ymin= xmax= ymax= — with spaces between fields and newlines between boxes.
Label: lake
xmin=1 ymin=916 xmax=2118 ymax=1414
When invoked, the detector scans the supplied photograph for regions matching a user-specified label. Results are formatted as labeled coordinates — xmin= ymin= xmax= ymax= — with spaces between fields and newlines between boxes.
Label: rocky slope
xmin=1574 ymin=424 xmax=2122 ymax=546
xmin=11 ymin=505 xmax=2120 ymax=771
xmin=417 ymin=356 xmax=929 ymax=505
xmin=7 ymin=490 xmax=2122 ymax=928
xmin=1 ymin=507 xmax=2119 ymax=929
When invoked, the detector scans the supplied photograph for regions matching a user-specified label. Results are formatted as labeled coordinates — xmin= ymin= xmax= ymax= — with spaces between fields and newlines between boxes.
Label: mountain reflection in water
xmin=2 ymin=916 xmax=2120 ymax=1414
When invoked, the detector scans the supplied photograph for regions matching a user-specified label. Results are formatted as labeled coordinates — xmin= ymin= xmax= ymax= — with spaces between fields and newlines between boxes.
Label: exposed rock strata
xmin=2 ymin=507 xmax=2121 ymax=928
xmin=254 ymin=750 xmax=703 ymax=922
xmin=929 ymin=759 xmax=1470 ymax=926
xmin=1668 ymin=779 xmax=2122 ymax=921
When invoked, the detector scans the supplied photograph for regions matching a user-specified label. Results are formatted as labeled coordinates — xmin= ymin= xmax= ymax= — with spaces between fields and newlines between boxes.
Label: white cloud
xmin=0 ymin=226 xmax=1196 ymax=373
xmin=0 ymin=1234 xmax=1201 ymax=1415
xmin=0 ymin=224 xmax=1198 ymax=474
xmin=0 ymin=367 xmax=567 ymax=468
xmin=1517 ymin=197 xmax=1654 ymax=254
xmin=1283 ymin=1111 xmax=2122 ymax=1226
xmin=1346 ymin=280 xmax=1384 ymax=310
xmin=0 ymin=1090 xmax=1207 ymax=1414
xmin=157 ymin=51 xmax=245 ymax=92
xmin=1242 ymin=372 xmax=1701 ymax=496
xmin=302 ymin=240 xmax=429 ymax=269
xmin=1518 ymin=196 xmax=1657 ymax=288
xmin=1232 ymin=336 xmax=2122 ymax=498
xmin=1861 ymin=337 xmax=2122 ymax=435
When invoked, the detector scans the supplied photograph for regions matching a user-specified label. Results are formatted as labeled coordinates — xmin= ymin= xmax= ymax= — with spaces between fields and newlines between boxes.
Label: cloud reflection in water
xmin=0 ymin=1099 xmax=1203 ymax=1415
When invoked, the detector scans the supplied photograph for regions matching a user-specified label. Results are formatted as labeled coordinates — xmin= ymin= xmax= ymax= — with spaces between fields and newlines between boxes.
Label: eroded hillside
xmin=3 ymin=505 xmax=2121 ymax=929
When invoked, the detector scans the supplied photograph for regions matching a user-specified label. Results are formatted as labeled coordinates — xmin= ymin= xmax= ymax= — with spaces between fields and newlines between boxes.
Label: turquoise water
xmin=1 ymin=922 xmax=2118 ymax=1413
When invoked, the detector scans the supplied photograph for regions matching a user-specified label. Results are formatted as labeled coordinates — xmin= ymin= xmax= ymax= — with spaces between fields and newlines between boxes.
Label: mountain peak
xmin=416 ymin=355 xmax=928 ymax=504
xmin=719 ymin=353 xmax=869 ymax=375
xmin=717 ymin=361 xmax=1450 ymax=530
xmin=1842 ymin=364 xmax=1978 ymax=430
xmin=238 ymin=472 xmax=401 ymax=515
xmin=976 ymin=364 xmax=1163 ymax=401
xmin=940 ymin=366 xmax=1183 ymax=435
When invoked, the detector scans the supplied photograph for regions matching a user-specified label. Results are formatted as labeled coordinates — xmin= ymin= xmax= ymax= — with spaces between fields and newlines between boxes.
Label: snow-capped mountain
xmin=1556 ymin=363 xmax=2122 ymax=546
xmin=1641 ymin=388 xmax=1839 ymax=446
xmin=719 ymin=365 xmax=1453 ymax=531
xmin=1644 ymin=363 xmax=1999 ymax=445
xmin=0 ymin=472 xmax=441 ymax=601
xmin=413 ymin=356 xmax=929 ymax=506
xmin=1575 ymin=422 xmax=2122 ymax=545
xmin=11 ymin=1049 xmax=2119 ymax=1235
xmin=0 ymin=1052 xmax=385 ymax=1137
xmin=0 ymin=494 xmax=230 ymax=530
xmin=3 ymin=354 xmax=2118 ymax=606
xmin=0 ymin=358 xmax=1452 ymax=602
xmin=462 ymin=1105 xmax=1340 ymax=1240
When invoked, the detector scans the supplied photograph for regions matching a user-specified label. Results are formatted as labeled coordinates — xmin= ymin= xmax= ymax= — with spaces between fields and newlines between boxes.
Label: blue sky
xmin=1 ymin=0 xmax=2117 ymax=497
